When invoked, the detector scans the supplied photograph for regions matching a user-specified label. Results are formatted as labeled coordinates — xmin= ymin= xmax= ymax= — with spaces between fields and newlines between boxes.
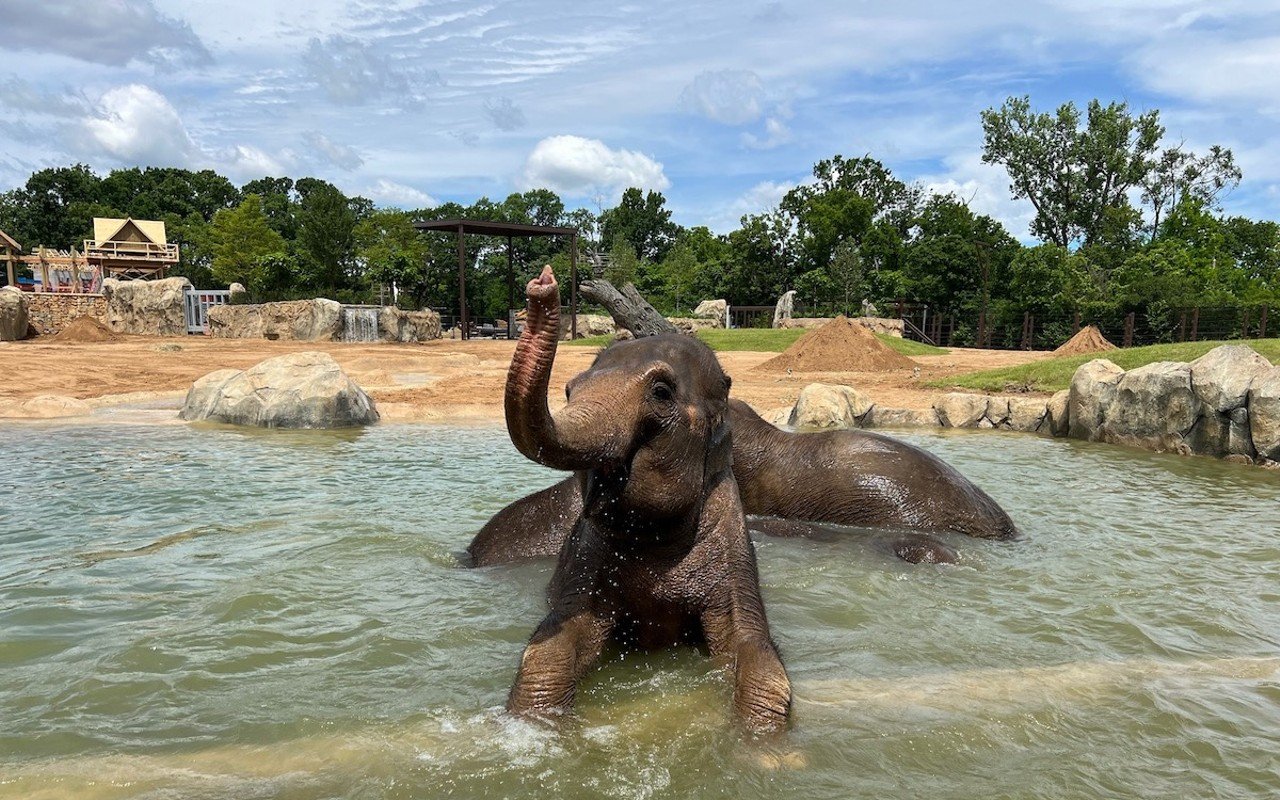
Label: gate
xmin=185 ymin=289 xmax=231 ymax=334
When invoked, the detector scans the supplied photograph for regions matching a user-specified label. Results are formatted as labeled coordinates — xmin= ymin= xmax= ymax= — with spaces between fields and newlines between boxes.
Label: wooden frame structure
xmin=1 ymin=228 xmax=18 ymax=288
xmin=413 ymin=219 xmax=579 ymax=340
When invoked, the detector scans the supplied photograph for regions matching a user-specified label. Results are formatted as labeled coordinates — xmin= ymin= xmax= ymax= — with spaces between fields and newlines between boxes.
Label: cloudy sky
xmin=1 ymin=0 xmax=1278 ymax=237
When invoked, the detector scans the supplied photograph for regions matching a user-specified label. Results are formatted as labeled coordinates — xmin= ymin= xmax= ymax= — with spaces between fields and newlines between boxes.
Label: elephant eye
xmin=651 ymin=381 xmax=674 ymax=403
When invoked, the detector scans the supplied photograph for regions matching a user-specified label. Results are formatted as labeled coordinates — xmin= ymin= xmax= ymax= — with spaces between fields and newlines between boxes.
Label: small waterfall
xmin=342 ymin=306 xmax=380 ymax=342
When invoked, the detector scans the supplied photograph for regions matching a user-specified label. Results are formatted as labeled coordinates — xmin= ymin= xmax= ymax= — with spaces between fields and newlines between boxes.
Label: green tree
xmin=981 ymin=95 xmax=1163 ymax=247
xmin=601 ymin=188 xmax=678 ymax=262
xmin=356 ymin=210 xmax=431 ymax=307
xmin=1142 ymin=145 xmax=1241 ymax=235
xmin=209 ymin=195 xmax=288 ymax=287
xmin=295 ymin=181 xmax=357 ymax=292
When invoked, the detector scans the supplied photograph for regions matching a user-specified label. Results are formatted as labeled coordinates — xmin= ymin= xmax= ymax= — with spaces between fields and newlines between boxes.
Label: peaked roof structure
xmin=92 ymin=217 xmax=168 ymax=245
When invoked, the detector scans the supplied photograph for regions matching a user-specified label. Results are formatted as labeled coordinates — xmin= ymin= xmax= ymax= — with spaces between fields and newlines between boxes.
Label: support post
xmin=4 ymin=247 xmax=13 ymax=288
xmin=1124 ymin=312 xmax=1135 ymax=348
xmin=457 ymin=225 xmax=468 ymax=341
xmin=1020 ymin=311 xmax=1030 ymax=350
xmin=977 ymin=309 xmax=986 ymax=349
xmin=506 ymin=234 xmax=515 ymax=340
xmin=570 ymin=231 xmax=578 ymax=340
xmin=1190 ymin=307 xmax=1199 ymax=342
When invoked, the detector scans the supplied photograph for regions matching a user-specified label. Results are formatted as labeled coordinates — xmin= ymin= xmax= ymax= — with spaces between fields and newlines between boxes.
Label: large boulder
xmin=1006 ymin=397 xmax=1048 ymax=432
xmin=772 ymin=290 xmax=795 ymax=328
xmin=693 ymin=299 xmax=727 ymax=326
xmin=1068 ymin=359 xmax=1125 ymax=441
xmin=1045 ymin=390 xmax=1070 ymax=437
xmin=934 ymin=393 xmax=989 ymax=428
xmin=559 ymin=313 xmax=615 ymax=340
xmin=378 ymin=307 xmax=441 ymax=342
xmin=1 ymin=394 xmax=93 ymax=419
xmin=0 ymin=285 xmax=28 ymax=341
xmin=787 ymin=383 xmax=873 ymax=429
xmin=1189 ymin=345 xmax=1271 ymax=413
xmin=1249 ymin=366 xmax=1280 ymax=461
xmin=101 ymin=276 xmax=191 ymax=336
xmin=1100 ymin=361 xmax=1200 ymax=451
xmin=179 ymin=352 xmax=378 ymax=428
xmin=668 ymin=316 xmax=722 ymax=334
xmin=207 ymin=299 xmax=343 ymax=341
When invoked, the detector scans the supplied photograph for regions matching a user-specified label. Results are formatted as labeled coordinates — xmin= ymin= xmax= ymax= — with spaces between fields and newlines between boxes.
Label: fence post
xmin=1178 ymin=312 xmax=1187 ymax=342
xmin=1123 ymin=312 xmax=1135 ymax=348
xmin=1020 ymin=311 xmax=1030 ymax=350
xmin=1242 ymin=308 xmax=1251 ymax=340
xmin=977 ymin=309 xmax=986 ymax=349
xmin=1262 ymin=306 xmax=1269 ymax=339
xmin=1073 ymin=311 xmax=1081 ymax=333
xmin=1190 ymin=307 xmax=1199 ymax=342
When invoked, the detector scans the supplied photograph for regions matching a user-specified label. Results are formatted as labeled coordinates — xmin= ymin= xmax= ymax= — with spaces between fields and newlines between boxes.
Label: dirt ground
xmin=0 ymin=334 xmax=1053 ymax=422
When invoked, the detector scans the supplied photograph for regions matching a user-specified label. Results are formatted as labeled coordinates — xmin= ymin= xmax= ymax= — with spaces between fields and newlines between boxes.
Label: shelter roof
xmin=92 ymin=217 xmax=168 ymax=245
xmin=413 ymin=218 xmax=578 ymax=238
xmin=0 ymin=228 xmax=19 ymax=251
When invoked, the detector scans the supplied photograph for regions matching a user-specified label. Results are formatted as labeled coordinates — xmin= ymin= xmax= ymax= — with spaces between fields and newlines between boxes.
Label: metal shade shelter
xmin=413 ymin=219 xmax=579 ymax=340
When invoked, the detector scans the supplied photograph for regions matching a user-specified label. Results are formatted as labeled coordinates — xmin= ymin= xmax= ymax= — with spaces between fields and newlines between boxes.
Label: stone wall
xmin=778 ymin=316 xmax=904 ymax=336
xmin=25 ymin=293 xmax=108 ymax=335
xmin=209 ymin=299 xmax=441 ymax=342
xmin=102 ymin=277 xmax=191 ymax=336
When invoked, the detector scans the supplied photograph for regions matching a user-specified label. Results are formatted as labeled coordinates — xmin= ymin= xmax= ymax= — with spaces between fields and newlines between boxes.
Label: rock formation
xmin=179 ymin=351 xmax=379 ymax=428
xmin=787 ymin=383 xmax=874 ymax=428
xmin=377 ymin=307 xmax=442 ymax=342
xmin=101 ymin=277 xmax=191 ymax=336
xmin=772 ymin=291 xmax=795 ymax=328
xmin=0 ymin=285 xmax=28 ymax=341
xmin=207 ymin=299 xmax=343 ymax=341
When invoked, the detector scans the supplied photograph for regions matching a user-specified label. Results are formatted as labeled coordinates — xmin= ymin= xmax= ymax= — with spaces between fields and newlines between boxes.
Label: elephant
xmin=470 ymin=397 xmax=1016 ymax=568
xmin=500 ymin=266 xmax=792 ymax=732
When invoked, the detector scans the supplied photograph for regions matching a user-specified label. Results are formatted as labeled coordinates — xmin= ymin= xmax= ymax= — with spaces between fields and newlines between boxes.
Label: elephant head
xmin=505 ymin=266 xmax=732 ymax=524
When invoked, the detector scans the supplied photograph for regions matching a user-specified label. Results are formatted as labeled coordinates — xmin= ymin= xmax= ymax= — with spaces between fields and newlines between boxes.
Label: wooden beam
xmin=457 ymin=224 xmax=469 ymax=341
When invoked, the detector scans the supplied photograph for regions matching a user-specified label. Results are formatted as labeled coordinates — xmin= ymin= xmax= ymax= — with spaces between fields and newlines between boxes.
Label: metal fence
xmin=184 ymin=289 xmax=231 ymax=334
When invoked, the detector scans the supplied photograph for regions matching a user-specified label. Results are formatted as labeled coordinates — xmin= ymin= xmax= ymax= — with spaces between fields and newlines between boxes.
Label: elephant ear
xmin=703 ymin=374 xmax=734 ymax=479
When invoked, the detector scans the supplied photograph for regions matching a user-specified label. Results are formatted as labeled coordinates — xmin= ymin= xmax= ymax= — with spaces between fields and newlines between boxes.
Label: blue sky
xmin=1 ymin=0 xmax=1278 ymax=239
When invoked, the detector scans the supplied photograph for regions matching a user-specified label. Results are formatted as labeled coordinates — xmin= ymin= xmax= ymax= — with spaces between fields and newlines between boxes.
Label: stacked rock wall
xmin=23 ymin=293 xmax=108 ymax=335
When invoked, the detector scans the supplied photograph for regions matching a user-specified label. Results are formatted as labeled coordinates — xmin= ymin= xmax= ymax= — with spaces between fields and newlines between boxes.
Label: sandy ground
xmin=0 ymin=334 xmax=1053 ymax=422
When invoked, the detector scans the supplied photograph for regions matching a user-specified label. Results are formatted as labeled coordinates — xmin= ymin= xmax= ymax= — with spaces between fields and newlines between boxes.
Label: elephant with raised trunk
xmin=502 ymin=266 xmax=791 ymax=732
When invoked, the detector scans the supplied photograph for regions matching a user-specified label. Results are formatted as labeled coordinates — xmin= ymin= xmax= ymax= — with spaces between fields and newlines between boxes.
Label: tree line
xmin=2 ymin=95 xmax=1277 ymax=345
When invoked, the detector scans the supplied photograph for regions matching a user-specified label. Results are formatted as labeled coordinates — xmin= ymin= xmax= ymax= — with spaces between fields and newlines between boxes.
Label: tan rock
xmin=1006 ymin=397 xmax=1049 ymax=432
xmin=1068 ymin=359 xmax=1125 ymax=441
xmin=101 ymin=277 xmax=191 ymax=336
xmin=866 ymin=407 xmax=938 ymax=428
xmin=1248 ymin=366 xmax=1280 ymax=460
xmin=1046 ymin=390 xmax=1070 ymax=437
xmin=207 ymin=299 xmax=343 ymax=341
xmin=1101 ymin=361 xmax=1201 ymax=451
xmin=787 ymin=383 xmax=873 ymax=429
xmin=6 ymin=394 xmax=93 ymax=418
xmin=179 ymin=352 xmax=378 ymax=428
xmin=934 ymin=393 xmax=989 ymax=428
xmin=1189 ymin=345 xmax=1271 ymax=412
xmin=0 ymin=285 xmax=29 ymax=341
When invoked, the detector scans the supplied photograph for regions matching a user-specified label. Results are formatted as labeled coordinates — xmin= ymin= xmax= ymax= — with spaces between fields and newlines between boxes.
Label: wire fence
xmin=897 ymin=304 xmax=1277 ymax=351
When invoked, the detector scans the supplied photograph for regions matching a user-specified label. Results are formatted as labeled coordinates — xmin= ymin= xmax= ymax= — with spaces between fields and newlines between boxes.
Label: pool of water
xmin=1 ymin=422 xmax=1278 ymax=799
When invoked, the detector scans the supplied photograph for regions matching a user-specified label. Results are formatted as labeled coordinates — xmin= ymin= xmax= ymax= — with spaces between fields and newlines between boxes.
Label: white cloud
xmin=518 ymin=135 xmax=669 ymax=198
xmin=705 ymin=179 xmax=800 ymax=233
xmin=302 ymin=131 xmax=364 ymax=170
xmin=363 ymin=179 xmax=437 ymax=208
xmin=742 ymin=117 xmax=792 ymax=150
xmin=83 ymin=85 xmax=197 ymax=165
xmin=0 ymin=0 xmax=209 ymax=66
xmin=224 ymin=145 xmax=291 ymax=181
xmin=679 ymin=70 xmax=765 ymax=125
xmin=918 ymin=150 xmax=1037 ymax=241
xmin=484 ymin=97 xmax=527 ymax=131
xmin=1129 ymin=35 xmax=1280 ymax=113
xmin=303 ymin=35 xmax=438 ymax=105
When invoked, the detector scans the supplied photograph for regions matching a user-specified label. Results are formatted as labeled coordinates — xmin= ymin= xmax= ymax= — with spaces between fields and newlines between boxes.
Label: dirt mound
xmin=754 ymin=316 xmax=917 ymax=373
xmin=47 ymin=316 xmax=124 ymax=344
xmin=1053 ymin=325 xmax=1117 ymax=356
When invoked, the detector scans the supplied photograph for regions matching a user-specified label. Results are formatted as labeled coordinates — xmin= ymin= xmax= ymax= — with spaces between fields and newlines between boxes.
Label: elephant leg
xmin=700 ymin=586 xmax=791 ymax=731
xmin=507 ymin=608 xmax=612 ymax=719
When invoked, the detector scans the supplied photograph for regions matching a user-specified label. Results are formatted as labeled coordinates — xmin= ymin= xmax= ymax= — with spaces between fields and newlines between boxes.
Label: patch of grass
xmin=562 ymin=327 xmax=949 ymax=355
xmin=932 ymin=338 xmax=1280 ymax=393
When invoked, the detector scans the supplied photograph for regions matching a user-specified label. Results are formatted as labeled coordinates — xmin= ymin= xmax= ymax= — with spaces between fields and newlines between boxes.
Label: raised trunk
xmin=505 ymin=267 xmax=627 ymax=471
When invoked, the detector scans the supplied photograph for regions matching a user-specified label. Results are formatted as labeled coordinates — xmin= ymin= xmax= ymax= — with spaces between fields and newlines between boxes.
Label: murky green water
xmin=1 ymin=421 xmax=1278 ymax=798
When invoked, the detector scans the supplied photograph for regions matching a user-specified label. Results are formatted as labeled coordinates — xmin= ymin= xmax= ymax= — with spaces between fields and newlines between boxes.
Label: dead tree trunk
xmin=579 ymin=278 xmax=676 ymax=337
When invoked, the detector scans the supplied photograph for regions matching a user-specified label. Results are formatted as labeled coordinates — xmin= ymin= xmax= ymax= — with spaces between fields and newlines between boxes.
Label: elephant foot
xmin=891 ymin=533 xmax=960 ymax=564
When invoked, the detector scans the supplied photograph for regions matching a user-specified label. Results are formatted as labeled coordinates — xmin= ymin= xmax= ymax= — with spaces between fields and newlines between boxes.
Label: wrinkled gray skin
xmin=471 ymin=399 xmax=1015 ymax=568
xmin=502 ymin=267 xmax=791 ymax=732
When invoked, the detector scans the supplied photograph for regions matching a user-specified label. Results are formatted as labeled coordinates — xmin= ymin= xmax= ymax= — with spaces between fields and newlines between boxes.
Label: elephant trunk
xmin=505 ymin=266 xmax=630 ymax=471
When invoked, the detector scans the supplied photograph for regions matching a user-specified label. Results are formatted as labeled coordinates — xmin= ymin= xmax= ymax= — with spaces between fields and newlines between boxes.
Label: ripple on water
xmin=0 ymin=423 xmax=1278 ymax=798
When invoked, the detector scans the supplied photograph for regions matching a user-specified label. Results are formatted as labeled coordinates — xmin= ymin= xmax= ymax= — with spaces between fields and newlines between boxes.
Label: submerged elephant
xmin=470 ymin=395 xmax=1016 ymax=568
xmin=501 ymin=266 xmax=792 ymax=732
